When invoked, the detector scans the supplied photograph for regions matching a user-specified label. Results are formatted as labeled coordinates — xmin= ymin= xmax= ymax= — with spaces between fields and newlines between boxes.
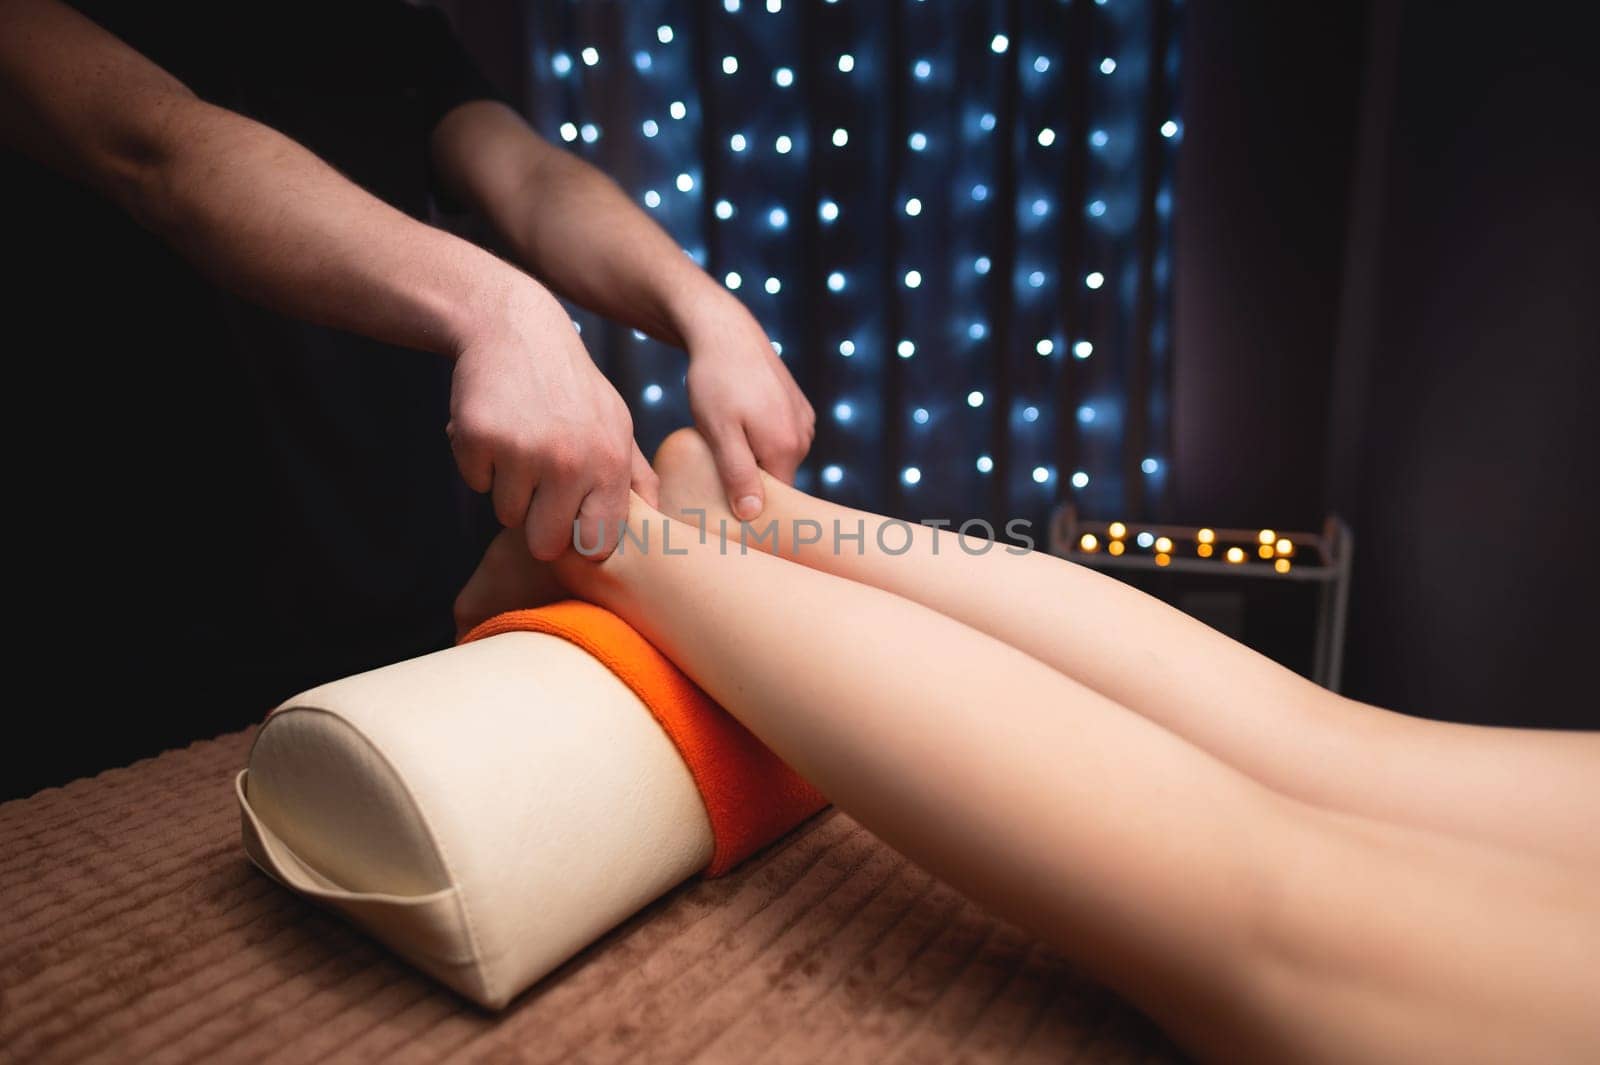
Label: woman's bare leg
xmin=549 ymin=496 xmax=1599 ymax=1065
xmin=651 ymin=429 xmax=1600 ymax=868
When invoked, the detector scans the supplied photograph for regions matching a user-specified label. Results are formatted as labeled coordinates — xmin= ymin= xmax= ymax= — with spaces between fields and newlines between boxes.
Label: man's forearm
xmin=135 ymin=100 xmax=532 ymax=359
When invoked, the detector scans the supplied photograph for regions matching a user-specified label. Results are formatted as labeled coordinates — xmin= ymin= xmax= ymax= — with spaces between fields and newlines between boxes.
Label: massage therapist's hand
xmin=448 ymin=282 xmax=657 ymax=561
xmin=681 ymin=290 xmax=816 ymax=521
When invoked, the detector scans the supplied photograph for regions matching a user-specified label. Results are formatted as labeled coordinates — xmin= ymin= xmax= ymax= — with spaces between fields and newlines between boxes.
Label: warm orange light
xmin=1108 ymin=539 xmax=1126 ymax=556
xmin=1197 ymin=527 xmax=1216 ymax=544
xmin=1197 ymin=543 xmax=1214 ymax=558
xmin=1155 ymin=552 xmax=1171 ymax=567
xmin=1275 ymin=537 xmax=1293 ymax=556
xmin=1079 ymin=533 xmax=1099 ymax=552
xmin=1258 ymin=544 xmax=1274 ymax=559
xmin=1108 ymin=521 xmax=1127 ymax=539
xmin=1258 ymin=528 xmax=1276 ymax=545
xmin=1154 ymin=536 xmax=1173 ymax=554
xmin=1274 ymin=558 xmax=1291 ymax=574
xmin=1226 ymin=546 xmax=1246 ymax=564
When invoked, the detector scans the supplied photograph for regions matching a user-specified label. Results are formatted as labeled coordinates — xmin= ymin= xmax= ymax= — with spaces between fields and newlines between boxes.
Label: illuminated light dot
xmin=1036 ymin=338 xmax=1055 ymax=356
xmin=643 ymin=189 xmax=662 ymax=208
xmin=913 ymin=59 xmax=932 ymax=79
xmin=1088 ymin=199 xmax=1107 ymax=217
xmin=581 ymin=46 xmax=600 ymax=66
xmin=1155 ymin=553 xmax=1172 ymax=567
xmin=714 ymin=199 xmax=734 ymax=219
xmin=902 ymin=466 xmax=922 ymax=486
xmin=1276 ymin=538 xmax=1294 ymax=556
xmin=580 ymin=123 xmax=599 ymax=143
xmin=656 ymin=25 xmax=674 ymax=44
xmin=1033 ymin=466 xmax=1053 ymax=484
xmin=967 ymin=390 xmax=984 ymax=407
xmin=1274 ymin=557 xmax=1292 ymax=574
xmin=1090 ymin=129 xmax=1109 ymax=148
xmin=1258 ymin=528 xmax=1277 ymax=545
xmin=897 ymin=339 xmax=916 ymax=358
xmin=831 ymin=127 xmax=849 ymax=147
xmin=725 ymin=0 xmax=739 ymax=9
xmin=1161 ymin=119 xmax=1180 ymax=139
xmin=1071 ymin=470 xmax=1090 ymax=489
xmin=990 ymin=33 xmax=1009 ymax=53
xmin=833 ymin=401 xmax=853 ymax=422
xmin=572 ymin=319 xmax=582 ymax=333
xmin=774 ymin=66 xmax=794 ymax=87
xmin=552 ymin=53 xmax=573 ymax=76
xmin=642 ymin=119 xmax=659 ymax=138
xmin=730 ymin=132 xmax=748 ymax=152
xmin=822 ymin=464 xmax=843 ymax=485
xmin=826 ymin=271 xmax=846 ymax=292
xmin=1028 ymin=270 xmax=1046 ymax=287
xmin=1080 ymin=533 xmax=1100 ymax=552
xmin=558 ymin=122 xmax=578 ymax=142
xmin=837 ymin=54 xmax=855 ymax=73
xmin=721 ymin=55 xmax=739 ymax=75
xmin=1031 ymin=198 xmax=1050 ymax=216
xmin=771 ymin=340 xmax=784 ymax=355
xmin=1022 ymin=405 xmax=1040 ymax=422
xmin=642 ymin=383 xmax=664 ymax=404
xmin=974 ymin=256 xmax=992 ymax=274
xmin=904 ymin=197 xmax=923 ymax=216
xmin=775 ymin=134 xmax=793 ymax=153
xmin=632 ymin=329 xmax=647 ymax=341
xmin=767 ymin=0 xmax=781 ymax=11
xmin=976 ymin=455 xmax=994 ymax=473
xmin=1077 ymin=405 xmax=1095 ymax=424
xmin=764 ymin=276 xmax=782 ymax=294
xmin=1197 ymin=542 xmax=1214 ymax=558
xmin=669 ymin=100 xmax=687 ymax=119
xmin=1142 ymin=457 xmax=1160 ymax=474
xmin=818 ymin=199 xmax=840 ymax=222
xmin=676 ymin=172 xmax=695 ymax=192
xmin=968 ymin=322 xmax=987 ymax=340
xmin=979 ymin=112 xmax=997 ymax=131
xmin=1099 ymin=57 xmax=1117 ymax=75
xmin=1258 ymin=544 xmax=1275 ymax=559
xmin=1197 ymin=527 xmax=1216 ymax=544
xmin=838 ymin=339 xmax=856 ymax=356
xmin=1073 ymin=340 xmax=1094 ymax=359
xmin=903 ymin=269 xmax=922 ymax=288
xmin=1034 ymin=56 xmax=1051 ymax=73
xmin=768 ymin=206 xmax=788 ymax=228
xmin=912 ymin=407 xmax=930 ymax=425
xmin=1037 ymin=128 xmax=1057 ymax=147
xmin=1108 ymin=539 xmax=1126 ymax=556
xmin=909 ymin=131 xmax=928 ymax=151
xmin=1137 ymin=531 xmax=1155 ymax=548
xmin=634 ymin=51 xmax=653 ymax=71
xmin=1108 ymin=522 xmax=1128 ymax=539
xmin=724 ymin=271 xmax=742 ymax=290
xmin=971 ymin=183 xmax=989 ymax=201
xmin=1155 ymin=536 xmax=1174 ymax=554
xmin=1226 ymin=546 xmax=1246 ymax=564
xmin=1084 ymin=271 xmax=1105 ymax=289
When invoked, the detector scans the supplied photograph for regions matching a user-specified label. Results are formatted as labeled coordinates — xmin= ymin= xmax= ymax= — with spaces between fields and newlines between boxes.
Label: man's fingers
xmin=707 ymin=424 xmax=765 ymax=521
xmin=630 ymin=440 xmax=660 ymax=508
xmin=524 ymin=473 xmax=590 ymax=561
xmin=447 ymin=421 xmax=494 ymax=493
xmin=575 ymin=475 xmax=630 ymax=560
xmin=488 ymin=454 xmax=537 ymax=529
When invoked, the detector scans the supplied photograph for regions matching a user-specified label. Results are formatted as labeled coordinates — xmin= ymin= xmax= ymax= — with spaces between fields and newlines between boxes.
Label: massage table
xmin=1 ymin=608 xmax=1184 ymax=1064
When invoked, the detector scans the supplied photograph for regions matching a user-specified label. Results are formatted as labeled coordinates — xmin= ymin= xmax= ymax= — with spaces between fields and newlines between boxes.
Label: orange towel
xmin=460 ymin=601 xmax=827 ymax=876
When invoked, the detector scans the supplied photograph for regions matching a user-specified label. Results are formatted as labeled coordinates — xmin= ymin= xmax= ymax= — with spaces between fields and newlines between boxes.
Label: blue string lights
xmin=524 ymin=0 xmax=1183 ymax=530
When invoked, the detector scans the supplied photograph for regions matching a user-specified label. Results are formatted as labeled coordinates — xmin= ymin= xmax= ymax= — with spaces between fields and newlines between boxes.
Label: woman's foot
xmin=654 ymin=427 xmax=742 ymax=531
xmin=452 ymin=527 xmax=567 ymax=639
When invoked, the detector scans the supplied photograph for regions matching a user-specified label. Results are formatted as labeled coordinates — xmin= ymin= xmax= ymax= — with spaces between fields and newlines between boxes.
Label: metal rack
xmin=1049 ymin=507 xmax=1354 ymax=691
